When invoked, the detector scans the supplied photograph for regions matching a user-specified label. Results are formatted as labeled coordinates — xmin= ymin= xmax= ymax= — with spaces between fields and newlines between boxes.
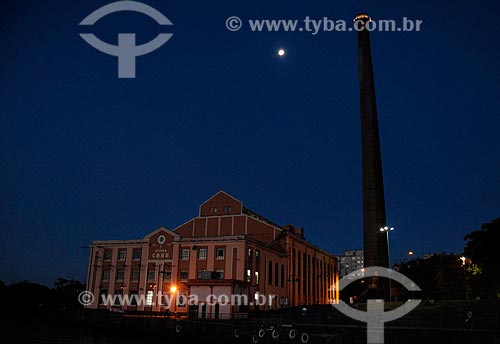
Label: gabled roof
xmin=199 ymin=190 xmax=242 ymax=207
xmin=143 ymin=226 xmax=180 ymax=239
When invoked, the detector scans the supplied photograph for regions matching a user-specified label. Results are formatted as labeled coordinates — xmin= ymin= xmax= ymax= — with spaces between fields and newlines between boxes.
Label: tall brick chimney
xmin=355 ymin=13 xmax=389 ymax=269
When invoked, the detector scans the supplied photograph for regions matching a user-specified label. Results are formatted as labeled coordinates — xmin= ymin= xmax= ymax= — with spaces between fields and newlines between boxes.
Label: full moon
xmin=278 ymin=49 xmax=286 ymax=57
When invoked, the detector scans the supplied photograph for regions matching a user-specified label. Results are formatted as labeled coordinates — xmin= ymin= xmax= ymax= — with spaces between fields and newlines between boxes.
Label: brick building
xmin=85 ymin=191 xmax=339 ymax=318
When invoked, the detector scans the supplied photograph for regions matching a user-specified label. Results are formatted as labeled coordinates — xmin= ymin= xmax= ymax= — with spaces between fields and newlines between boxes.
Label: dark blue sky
xmin=1 ymin=0 xmax=499 ymax=286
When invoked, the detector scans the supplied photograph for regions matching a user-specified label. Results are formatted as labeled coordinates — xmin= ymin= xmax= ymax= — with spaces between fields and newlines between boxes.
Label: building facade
xmin=338 ymin=249 xmax=364 ymax=278
xmin=85 ymin=191 xmax=339 ymax=319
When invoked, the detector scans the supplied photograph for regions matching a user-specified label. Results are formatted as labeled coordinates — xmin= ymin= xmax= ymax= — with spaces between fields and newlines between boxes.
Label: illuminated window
xmin=255 ymin=271 xmax=259 ymax=285
xmin=198 ymin=248 xmax=207 ymax=260
xmin=146 ymin=290 xmax=154 ymax=306
xmin=246 ymin=269 xmax=251 ymax=282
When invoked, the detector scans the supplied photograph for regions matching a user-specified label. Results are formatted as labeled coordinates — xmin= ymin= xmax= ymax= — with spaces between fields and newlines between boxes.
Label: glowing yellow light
xmin=170 ymin=285 xmax=177 ymax=293
xmin=354 ymin=13 xmax=371 ymax=22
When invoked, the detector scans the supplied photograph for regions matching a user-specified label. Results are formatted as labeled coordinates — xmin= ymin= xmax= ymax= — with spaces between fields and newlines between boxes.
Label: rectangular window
xmin=131 ymin=269 xmax=140 ymax=282
xmin=130 ymin=290 xmax=138 ymax=306
xmin=104 ymin=249 xmax=112 ymax=261
xmin=246 ymin=269 xmax=251 ymax=283
xmin=163 ymin=270 xmax=172 ymax=282
xmin=198 ymin=248 xmax=207 ymax=260
xmin=116 ymin=269 xmax=124 ymax=281
xmin=146 ymin=290 xmax=154 ymax=306
xmin=147 ymin=269 xmax=155 ymax=281
xmin=216 ymin=269 xmax=224 ymax=280
xmin=118 ymin=249 xmax=126 ymax=261
xmin=197 ymin=269 xmax=207 ymax=279
xmin=132 ymin=248 xmax=141 ymax=260
xmin=216 ymin=247 xmax=225 ymax=260
xmin=180 ymin=269 xmax=189 ymax=282
xmin=255 ymin=271 xmax=259 ymax=285
xmin=247 ymin=248 xmax=253 ymax=269
xmin=181 ymin=248 xmax=190 ymax=260
xmin=178 ymin=291 xmax=187 ymax=307
xmin=114 ymin=290 xmax=122 ymax=305
xmin=102 ymin=269 xmax=110 ymax=281
xmin=99 ymin=290 xmax=107 ymax=304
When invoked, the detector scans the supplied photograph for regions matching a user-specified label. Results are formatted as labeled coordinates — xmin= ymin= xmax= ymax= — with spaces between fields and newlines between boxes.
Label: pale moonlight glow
xmin=278 ymin=49 xmax=285 ymax=57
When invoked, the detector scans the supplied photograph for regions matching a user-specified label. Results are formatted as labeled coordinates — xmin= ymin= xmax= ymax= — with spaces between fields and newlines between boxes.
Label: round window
xmin=158 ymin=235 xmax=166 ymax=244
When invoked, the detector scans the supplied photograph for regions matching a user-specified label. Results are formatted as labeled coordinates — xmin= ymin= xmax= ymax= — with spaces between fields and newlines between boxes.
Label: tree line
xmin=395 ymin=218 xmax=500 ymax=300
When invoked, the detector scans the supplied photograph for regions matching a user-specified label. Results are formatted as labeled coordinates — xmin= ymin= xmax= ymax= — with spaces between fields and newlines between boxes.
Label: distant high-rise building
xmin=338 ymin=249 xmax=364 ymax=277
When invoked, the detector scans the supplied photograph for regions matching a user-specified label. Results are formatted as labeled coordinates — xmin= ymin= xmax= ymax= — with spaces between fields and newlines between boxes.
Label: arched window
xmin=275 ymin=262 xmax=279 ymax=286
xmin=281 ymin=264 xmax=285 ymax=288
xmin=268 ymin=261 xmax=273 ymax=285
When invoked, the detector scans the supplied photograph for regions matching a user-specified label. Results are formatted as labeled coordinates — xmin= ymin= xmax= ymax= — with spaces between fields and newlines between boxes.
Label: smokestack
xmin=355 ymin=13 xmax=389 ymax=269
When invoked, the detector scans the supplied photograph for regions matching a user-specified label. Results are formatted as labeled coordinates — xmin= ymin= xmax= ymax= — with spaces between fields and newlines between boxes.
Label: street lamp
xmin=379 ymin=226 xmax=395 ymax=301
xmin=379 ymin=226 xmax=394 ymax=266
xmin=408 ymin=251 xmax=415 ymax=299
xmin=460 ymin=256 xmax=469 ymax=301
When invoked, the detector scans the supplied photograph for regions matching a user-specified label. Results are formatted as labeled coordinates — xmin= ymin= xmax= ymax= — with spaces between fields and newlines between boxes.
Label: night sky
xmin=1 ymin=0 xmax=499 ymax=286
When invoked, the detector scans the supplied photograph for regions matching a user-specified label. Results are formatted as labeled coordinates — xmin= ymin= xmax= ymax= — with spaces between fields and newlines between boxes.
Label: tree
xmin=53 ymin=278 xmax=85 ymax=310
xmin=396 ymin=253 xmax=466 ymax=300
xmin=464 ymin=218 xmax=500 ymax=299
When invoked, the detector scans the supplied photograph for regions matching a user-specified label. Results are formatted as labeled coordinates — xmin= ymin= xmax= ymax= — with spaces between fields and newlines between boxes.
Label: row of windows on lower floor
xmin=101 ymin=266 xmax=301 ymax=290
xmin=100 ymin=268 xmax=226 ymax=283
xmin=99 ymin=247 xmax=227 ymax=262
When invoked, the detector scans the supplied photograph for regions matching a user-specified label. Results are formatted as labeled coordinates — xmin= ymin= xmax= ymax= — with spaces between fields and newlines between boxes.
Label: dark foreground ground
xmin=6 ymin=300 xmax=500 ymax=343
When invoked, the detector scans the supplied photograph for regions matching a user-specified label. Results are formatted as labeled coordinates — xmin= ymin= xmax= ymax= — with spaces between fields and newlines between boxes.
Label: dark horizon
xmin=1 ymin=0 xmax=499 ymax=287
